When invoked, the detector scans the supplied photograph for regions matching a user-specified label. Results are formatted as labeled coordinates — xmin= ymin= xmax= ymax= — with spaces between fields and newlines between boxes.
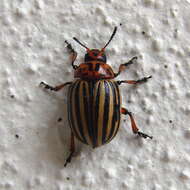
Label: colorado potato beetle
xmin=40 ymin=27 xmax=152 ymax=166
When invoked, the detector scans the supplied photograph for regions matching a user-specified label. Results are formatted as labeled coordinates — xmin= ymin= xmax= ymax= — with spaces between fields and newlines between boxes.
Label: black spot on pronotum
xmin=95 ymin=63 xmax=100 ymax=71
xmin=169 ymin=120 xmax=172 ymax=123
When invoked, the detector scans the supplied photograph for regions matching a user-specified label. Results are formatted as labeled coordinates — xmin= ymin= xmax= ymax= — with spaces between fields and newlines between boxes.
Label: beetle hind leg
xmin=64 ymin=131 xmax=75 ymax=167
xmin=121 ymin=108 xmax=153 ymax=139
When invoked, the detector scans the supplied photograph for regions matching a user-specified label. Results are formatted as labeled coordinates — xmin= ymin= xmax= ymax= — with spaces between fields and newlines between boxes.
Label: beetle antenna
xmin=101 ymin=26 xmax=117 ymax=51
xmin=73 ymin=37 xmax=89 ymax=50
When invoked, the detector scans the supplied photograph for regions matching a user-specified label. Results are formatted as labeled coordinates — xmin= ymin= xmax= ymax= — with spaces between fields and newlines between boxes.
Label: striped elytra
xmin=68 ymin=79 xmax=121 ymax=148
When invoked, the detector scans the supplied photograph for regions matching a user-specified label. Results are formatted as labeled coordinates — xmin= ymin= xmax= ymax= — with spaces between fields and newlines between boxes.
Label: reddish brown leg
xmin=65 ymin=40 xmax=78 ymax=69
xmin=121 ymin=108 xmax=152 ymax=139
xmin=40 ymin=81 xmax=72 ymax=91
xmin=117 ymin=76 xmax=152 ymax=85
xmin=64 ymin=131 xmax=75 ymax=167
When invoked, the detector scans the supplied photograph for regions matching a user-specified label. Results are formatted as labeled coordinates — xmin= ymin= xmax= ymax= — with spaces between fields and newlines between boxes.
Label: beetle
xmin=40 ymin=27 xmax=152 ymax=167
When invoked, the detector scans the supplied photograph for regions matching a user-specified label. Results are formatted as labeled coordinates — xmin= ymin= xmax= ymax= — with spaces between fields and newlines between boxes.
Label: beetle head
xmin=84 ymin=49 xmax=107 ymax=62
xmin=73 ymin=27 xmax=117 ymax=64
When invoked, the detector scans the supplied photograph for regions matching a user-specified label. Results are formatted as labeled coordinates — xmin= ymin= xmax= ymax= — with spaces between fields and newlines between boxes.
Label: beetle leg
xmin=117 ymin=76 xmax=152 ymax=85
xmin=40 ymin=81 xmax=72 ymax=91
xmin=121 ymin=107 xmax=153 ymax=139
xmin=65 ymin=40 xmax=78 ymax=70
xmin=64 ymin=131 xmax=75 ymax=167
xmin=115 ymin=56 xmax=138 ymax=77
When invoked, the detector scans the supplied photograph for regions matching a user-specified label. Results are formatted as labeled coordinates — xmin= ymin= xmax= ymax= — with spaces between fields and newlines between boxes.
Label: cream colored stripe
xmin=79 ymin=81 xmax=92 ymax=145
xmin=71 ymin=81 xmax=83 ymax=141
xmin=106 ymin=81 xmax=114 ymax=140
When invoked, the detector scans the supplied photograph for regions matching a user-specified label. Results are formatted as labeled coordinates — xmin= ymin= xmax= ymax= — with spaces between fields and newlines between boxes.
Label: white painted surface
xmin=0 ymin=0 xmax=190 ymax=189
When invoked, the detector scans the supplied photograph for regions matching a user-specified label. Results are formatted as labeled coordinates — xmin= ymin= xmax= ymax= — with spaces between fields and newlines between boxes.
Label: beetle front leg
xmin=121 ymin=108 xmax=153 ymax=139
xmin=64 ymin=131 xmax=75 ymax=167
xmin=40 ymin=81 xmax=72 ymax=91
xmin=117 ymin=76 xmax=152 ymax=85
xmin=115 ymin=56 xmax=138 ymax=77
xmin=65 ymin=40 xmax=78 ymax=70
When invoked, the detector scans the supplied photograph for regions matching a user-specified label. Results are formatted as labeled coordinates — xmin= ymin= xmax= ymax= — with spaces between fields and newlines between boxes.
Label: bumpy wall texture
xmin=0 ymin=0 xmax=190 ymax=189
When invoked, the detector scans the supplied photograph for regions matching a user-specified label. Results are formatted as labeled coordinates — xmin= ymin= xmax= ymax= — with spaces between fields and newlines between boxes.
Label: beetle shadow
xmin=42 ymin=103 xmax=68 ymax=165
xmin=38 ymin=87 xmax=71 ymax=165
xmin=38 ymin=83 xmax=84 ymax=167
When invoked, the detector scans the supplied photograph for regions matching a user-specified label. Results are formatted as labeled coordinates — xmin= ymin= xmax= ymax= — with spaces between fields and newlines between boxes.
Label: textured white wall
xmin=0 ymin=0 xmax=190 ymax=189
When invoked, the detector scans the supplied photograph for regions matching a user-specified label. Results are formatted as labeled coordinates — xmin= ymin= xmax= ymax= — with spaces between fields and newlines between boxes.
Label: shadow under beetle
xmin=40 ymin=27 xmax=153 ymax=167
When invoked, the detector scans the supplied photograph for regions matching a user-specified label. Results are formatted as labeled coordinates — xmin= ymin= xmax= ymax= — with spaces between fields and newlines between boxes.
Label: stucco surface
xmin=0 ymin=0 xmax=190 ymax=189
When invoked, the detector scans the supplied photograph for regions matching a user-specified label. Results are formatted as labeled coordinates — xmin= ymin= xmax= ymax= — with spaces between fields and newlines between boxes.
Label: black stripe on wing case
xmin=102 ymin=81 xmax=110 ymax=144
